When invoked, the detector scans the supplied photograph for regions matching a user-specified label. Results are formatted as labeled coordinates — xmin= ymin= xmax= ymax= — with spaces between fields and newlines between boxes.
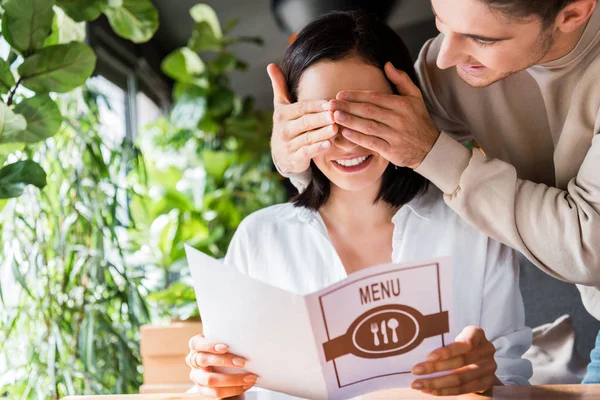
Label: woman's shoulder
xmin=411 ymin=186 xmax=502 ymax=245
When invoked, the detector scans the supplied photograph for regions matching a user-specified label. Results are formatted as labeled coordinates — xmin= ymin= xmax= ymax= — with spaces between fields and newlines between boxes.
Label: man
xmin=268 ymin=0 xmax=600 ymax=393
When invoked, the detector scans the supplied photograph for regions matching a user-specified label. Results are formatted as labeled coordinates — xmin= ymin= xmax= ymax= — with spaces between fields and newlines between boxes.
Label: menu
xmin=185 ymin=245 xmax=453 ymax=400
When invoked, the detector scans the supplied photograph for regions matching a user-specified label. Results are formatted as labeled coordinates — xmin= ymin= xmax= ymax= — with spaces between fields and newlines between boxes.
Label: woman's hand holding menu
xmin=186 ymin=334 xmax=258 ymax=398
xmin=409 ymin=326 xmax=501 ymax=396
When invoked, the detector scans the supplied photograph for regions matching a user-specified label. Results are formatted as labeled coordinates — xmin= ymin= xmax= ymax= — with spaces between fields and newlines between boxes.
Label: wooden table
xmin=62 ymin=385 xmax=600 ymax=400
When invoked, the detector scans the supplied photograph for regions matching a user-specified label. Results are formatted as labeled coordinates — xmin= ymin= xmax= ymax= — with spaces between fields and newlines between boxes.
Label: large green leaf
xmin=188 ymin=21 xmax=222 ymax=52
xmin=56 ymin=0 xmax=106 ymax=22
xmin=189 ymin=4 xmax=222 ymax=37
xmin=0 ymin=160 xmax=47 ymax=198
xmin=11 ymin=95 xmax=63 ymax=143
xmin=0 ymin=59 xmax=16 ymax=95
xmin=187 ymin=4 xmax=222 ymax=52
xmin=3 ymin=0 xmax=55 ymax=53
xmin=161 ymin=47 xmax=206 ymax=84
xmin=103 ymin=0 xmax=159 ymax=43
xmin=0 ymin=102 xmax=27 ymax=144
xmin=18 ymin=42 xmax=97 ymax=93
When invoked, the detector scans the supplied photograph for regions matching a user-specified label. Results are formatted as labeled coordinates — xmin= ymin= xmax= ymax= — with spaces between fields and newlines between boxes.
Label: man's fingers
xmin=285 ymin=111 xmax=335 ymax=140
xmin=267 ymin=63 xmax=291 ymax=105
xmin=193 ymin=384 xmax=250 ymax=399
xmin=189 ymin=368 xmax=257 ymax=388
xmin=293 ymin=141 xmax=332 ymax=162
xmin=288 ymin=124 xmax=337 ymax=152
xmin=384 ymin=62 xmax=423 ymax=98
xmin=186 ymin=351 xmax=248 ymax=369
xmin=340 ymin=129 xmax=390 ymax=155
xmin=333 ymin=111 xmax=392 ymax=139
xmin=335 ymin=91 xmax=401 ymax=111
xmin=277 ymin=101 xmax=332 ymax=124
xmin=412 ymin=361 xmax=497 ymax=391
xmin=188 ymin=335 xmax=229 ymax=354
xmin=329 ymin=100 xmax=398 ymax=128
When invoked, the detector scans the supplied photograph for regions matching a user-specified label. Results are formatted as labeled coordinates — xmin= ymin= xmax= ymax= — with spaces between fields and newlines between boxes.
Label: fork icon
xmin=370 ymin=322 xmax=380 ymax=346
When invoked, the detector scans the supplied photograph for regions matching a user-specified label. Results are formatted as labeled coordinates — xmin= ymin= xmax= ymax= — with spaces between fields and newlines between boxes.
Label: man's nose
xmin=436 ymin=32 xmax=469 ymax=70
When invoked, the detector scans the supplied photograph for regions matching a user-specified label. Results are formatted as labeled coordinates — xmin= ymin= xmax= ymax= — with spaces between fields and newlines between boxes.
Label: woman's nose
xmin=333 ymin=127 xmax=359 ymax=151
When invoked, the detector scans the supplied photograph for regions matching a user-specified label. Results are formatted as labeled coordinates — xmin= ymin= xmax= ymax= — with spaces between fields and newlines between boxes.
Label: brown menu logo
xmin=322 ymin=304 xmax=449 ymax=361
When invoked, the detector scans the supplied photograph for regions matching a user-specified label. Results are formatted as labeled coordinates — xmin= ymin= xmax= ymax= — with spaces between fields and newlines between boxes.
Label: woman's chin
xmin=330 ymin=177 xmax=380 ymax=193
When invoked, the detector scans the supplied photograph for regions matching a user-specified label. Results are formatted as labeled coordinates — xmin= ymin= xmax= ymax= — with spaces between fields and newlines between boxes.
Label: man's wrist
xmin=414 ymin=132 xmax=472 ymax=195
xmin=410 ymin=130 xmax=441 ymax=169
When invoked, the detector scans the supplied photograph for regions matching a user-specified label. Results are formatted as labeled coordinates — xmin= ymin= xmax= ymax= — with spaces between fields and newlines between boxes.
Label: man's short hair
xmin=481 ymin=0 xmax=582 ymax=27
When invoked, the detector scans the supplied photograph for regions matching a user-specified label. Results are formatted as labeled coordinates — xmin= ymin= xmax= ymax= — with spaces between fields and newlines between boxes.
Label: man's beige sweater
xmin=414 ymin=8 xmax=600 ymax=320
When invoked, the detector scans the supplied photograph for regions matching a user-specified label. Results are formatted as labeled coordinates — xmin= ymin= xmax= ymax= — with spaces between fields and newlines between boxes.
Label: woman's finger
xmin=425 ymin=327 xmax=487 ymax=363
xmin=412 ymin=360 xmax=497 ymax=391
xmin=340 ymin=129 xmax=390 ymax=155
xmin=187 ymin=351 xmax=247 ymax=369
xmin=188 ymin=335 xmax=229 ymax=354
xmin=288 ymin=124 xmax=337 ymax=153
xmin=422 ymin=374 xmax=496 ymax=397
xmin=412 ymin=340 xmax=495 ymax=375
xmin=189 ymin=368 xmax=257 ymax=388
xmin=193 ymin=384 xmax=250 ymax=399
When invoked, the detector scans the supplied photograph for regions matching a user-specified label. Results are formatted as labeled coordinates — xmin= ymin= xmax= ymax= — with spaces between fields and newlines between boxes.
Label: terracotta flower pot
xmin=139 ymin=320 xmax=203 ymax=394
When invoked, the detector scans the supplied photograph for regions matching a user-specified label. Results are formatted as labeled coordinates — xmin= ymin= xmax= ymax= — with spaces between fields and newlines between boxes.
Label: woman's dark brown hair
xmin=281 ymin=10 xmax=429 ymax=211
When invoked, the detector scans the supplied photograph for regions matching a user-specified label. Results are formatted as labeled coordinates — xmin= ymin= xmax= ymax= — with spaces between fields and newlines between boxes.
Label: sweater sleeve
xmin=415 ymin=122 xmax=600 ymax=287
xmin=414 ymin=42 xmax=600 ymax=287
xmin=272 ymin=153 xmax=312 ymax=193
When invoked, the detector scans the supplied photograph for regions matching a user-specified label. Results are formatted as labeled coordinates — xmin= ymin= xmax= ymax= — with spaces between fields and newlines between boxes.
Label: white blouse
xmin=224 ymin=187 xmax=533 ymax=386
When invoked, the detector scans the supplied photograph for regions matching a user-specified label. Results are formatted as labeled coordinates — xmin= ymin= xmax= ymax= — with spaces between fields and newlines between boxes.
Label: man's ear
xmin=555 ymin=0 xmax=597 ymax=33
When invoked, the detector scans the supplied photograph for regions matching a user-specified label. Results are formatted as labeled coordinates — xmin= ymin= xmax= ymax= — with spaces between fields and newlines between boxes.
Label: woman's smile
xmin=331 ymin=154 xmax=373 ymax=173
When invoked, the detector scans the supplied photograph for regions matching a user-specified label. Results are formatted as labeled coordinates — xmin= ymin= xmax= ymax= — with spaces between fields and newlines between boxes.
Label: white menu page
xmin=185 ymin=245 xmax=453 ymax=400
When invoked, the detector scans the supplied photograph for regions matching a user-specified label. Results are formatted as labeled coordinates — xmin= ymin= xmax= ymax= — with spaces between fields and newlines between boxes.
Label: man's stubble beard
xmin=459 ymin=27 xmax=556 ymax=88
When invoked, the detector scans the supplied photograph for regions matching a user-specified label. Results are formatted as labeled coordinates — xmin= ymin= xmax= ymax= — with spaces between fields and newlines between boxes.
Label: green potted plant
xmin=130 ymin=3 xmax=286 ymax=393
xmin=0 ymin=1 xmax=160 ymax=398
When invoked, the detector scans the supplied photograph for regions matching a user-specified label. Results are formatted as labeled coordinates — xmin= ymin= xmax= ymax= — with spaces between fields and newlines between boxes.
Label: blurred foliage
xmin=0 ymin=0 xmax=158 ymax=200
xmin=0 ymin=87 xmax=150 ymax=399
xmin=131 ymin=4 xmax=285 ymax=321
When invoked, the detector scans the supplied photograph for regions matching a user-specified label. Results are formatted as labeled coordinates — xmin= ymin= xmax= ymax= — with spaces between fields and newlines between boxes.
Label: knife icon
xmin=381 ymin=320 xmax=389 ymax=344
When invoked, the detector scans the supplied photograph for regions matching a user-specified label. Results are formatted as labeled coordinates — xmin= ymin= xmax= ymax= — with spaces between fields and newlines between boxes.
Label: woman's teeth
xmin=334 ymin=156 xmax=369 ymax=167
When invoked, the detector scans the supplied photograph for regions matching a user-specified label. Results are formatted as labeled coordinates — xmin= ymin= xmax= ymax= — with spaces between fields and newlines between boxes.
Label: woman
xmin=186 ymin=11 xmax=532 ymax=398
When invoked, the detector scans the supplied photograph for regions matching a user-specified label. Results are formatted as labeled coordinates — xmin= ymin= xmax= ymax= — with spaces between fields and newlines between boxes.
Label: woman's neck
xmin=319 ymin=182 xmax=397 ymax=231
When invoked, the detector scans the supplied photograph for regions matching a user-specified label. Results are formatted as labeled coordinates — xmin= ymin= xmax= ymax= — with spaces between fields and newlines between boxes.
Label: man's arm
xmin=416 ymin=132 xmax=600 ymax=286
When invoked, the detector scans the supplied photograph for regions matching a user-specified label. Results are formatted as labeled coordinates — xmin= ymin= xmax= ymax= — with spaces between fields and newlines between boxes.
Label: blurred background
xmin=0 ymin=1 xmax=597 ymax=399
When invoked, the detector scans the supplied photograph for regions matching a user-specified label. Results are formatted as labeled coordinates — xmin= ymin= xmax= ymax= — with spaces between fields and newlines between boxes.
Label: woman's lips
xmin=331 ymin=155 xmax=373 ymax=173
